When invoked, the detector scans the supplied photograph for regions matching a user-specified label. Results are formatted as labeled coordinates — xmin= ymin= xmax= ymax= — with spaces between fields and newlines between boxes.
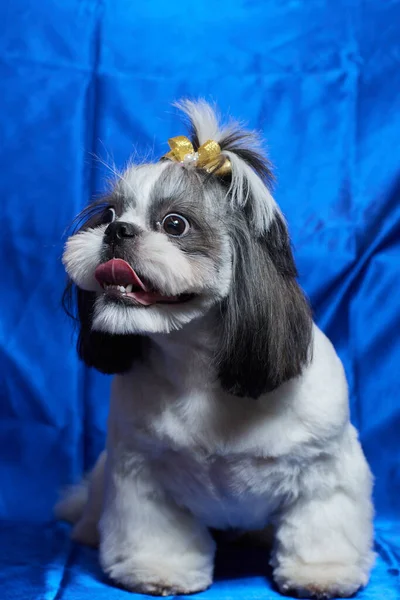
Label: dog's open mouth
xmin=95 ymin=259 xmax=192 ymax=307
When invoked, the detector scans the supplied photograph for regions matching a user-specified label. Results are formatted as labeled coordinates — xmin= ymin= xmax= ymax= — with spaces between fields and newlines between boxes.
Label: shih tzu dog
xmin=56 ymin=100 xmax=374 ymax=598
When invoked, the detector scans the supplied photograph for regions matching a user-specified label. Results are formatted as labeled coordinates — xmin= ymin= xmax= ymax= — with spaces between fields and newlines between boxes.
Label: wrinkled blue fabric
xmin=0 ymin=0 xmax=399 ymax=598
xmin=0 ymin=521 xmax=399 ymax=600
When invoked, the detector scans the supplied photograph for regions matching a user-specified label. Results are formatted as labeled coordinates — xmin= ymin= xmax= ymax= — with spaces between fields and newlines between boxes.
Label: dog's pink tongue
xmin=95 ymin=259 xmax=145 ymax=289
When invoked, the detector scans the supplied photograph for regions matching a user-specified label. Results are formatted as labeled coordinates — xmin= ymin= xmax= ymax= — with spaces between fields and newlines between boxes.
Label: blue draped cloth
xmin=0 ymin=0 xmax=399 ymax=597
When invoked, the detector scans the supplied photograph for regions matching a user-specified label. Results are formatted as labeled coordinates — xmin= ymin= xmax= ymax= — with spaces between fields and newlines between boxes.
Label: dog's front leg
xmin=271 ymin=428 xmax=375 ymax=598
xmin=99 ymin=449 xmax=215 ymax=596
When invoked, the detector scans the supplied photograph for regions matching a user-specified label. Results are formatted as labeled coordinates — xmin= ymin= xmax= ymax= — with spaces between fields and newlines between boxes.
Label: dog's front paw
xmin=101 ymin=552 xmax=213 ymax=596
xmin=273 ymin=561 xmax=369 ymax=598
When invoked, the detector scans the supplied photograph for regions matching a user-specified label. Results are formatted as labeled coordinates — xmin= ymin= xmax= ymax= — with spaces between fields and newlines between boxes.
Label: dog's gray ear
xmin=173 ymin=100 xmax=312 ymax=397
xmin=216 ymin=213 xmax=313 ymax=398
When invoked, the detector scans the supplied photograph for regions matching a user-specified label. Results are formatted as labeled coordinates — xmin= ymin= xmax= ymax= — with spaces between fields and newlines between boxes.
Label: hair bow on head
xmin=163 ymin=136 xmax=231 ymax=176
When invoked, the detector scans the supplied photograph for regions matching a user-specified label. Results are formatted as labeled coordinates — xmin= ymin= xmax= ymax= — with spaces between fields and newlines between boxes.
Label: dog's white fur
xmin=57 ymin=101 xmax=374 ymax=598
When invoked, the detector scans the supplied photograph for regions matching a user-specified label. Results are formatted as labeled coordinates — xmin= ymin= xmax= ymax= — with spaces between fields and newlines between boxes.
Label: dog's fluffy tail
xmin=54 ymin=481 xmax=89 ymax=524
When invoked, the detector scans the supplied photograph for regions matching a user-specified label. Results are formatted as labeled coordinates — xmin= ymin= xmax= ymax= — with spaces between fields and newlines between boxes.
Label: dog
xmin=56 ymin=100 xmax=374 ymax=598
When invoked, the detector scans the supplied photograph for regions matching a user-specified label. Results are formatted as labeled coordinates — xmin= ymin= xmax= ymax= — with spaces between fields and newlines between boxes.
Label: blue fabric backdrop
xmin=0 ymin=1 xmax=399 ymax=598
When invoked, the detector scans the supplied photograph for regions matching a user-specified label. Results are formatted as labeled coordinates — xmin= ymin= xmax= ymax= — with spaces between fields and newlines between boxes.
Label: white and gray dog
xmin=57 ymin=100 xmax=374 ymax=598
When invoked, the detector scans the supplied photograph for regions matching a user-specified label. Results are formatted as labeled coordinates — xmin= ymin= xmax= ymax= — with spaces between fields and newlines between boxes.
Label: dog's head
xmin=63 ymin=100 xmax=312 ymax=398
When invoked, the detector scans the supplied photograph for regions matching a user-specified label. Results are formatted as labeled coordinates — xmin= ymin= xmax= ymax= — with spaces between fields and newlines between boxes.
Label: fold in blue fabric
xmin=0 ymin=0 xmax=399 ymax=598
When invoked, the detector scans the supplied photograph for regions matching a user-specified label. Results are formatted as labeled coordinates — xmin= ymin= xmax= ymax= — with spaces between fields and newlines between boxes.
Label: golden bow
xmin=163 ymin=135 xmax=231 ymax=176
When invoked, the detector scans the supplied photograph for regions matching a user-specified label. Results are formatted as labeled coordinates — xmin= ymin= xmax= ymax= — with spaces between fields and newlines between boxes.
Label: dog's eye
xmin=101 ymin=207 xmax=116 ymax=225
xmin=161 ymin=213 xmax=190 ymax=237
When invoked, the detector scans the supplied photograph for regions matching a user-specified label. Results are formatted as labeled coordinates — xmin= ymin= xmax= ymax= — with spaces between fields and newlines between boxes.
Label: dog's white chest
xmin=153 ymin=447 xmax=282 ymax=530
xmin=112 ymin=376 xmax=294 ymax=530
xmin=110 ymin=330 xmax=344 ymax=531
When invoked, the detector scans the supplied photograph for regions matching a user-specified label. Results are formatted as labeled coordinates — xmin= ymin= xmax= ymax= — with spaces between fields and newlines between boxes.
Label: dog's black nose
xmin=104 ymin=221 xmax=140 ymax=244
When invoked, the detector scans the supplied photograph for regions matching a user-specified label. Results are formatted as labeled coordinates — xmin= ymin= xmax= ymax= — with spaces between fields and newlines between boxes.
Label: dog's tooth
xmin=126 ymin=284 xmax=133 ymax=293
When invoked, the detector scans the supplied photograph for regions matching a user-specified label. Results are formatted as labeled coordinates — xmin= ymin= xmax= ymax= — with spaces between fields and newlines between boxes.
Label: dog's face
xmin=63 ymin=100 xmax=313 ymax=398
xmin=64 ymin=162 xmax=233 ymax=335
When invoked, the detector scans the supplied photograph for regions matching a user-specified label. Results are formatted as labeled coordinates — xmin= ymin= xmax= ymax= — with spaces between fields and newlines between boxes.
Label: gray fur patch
xmin=148 ymin=164 xmax=227 ymax=263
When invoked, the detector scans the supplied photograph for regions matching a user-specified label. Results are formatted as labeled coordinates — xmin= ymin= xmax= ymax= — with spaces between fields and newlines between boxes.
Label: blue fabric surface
xmin=0 ymin=521 xmax=399 ymax=599
xmin=0 ymin=0 xmax=399 ymax=598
